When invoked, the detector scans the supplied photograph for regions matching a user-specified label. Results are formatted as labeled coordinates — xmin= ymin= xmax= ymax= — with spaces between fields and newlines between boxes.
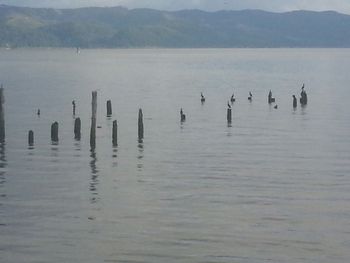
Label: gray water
xmin=0 ymin=48 xmax=349 ymax=263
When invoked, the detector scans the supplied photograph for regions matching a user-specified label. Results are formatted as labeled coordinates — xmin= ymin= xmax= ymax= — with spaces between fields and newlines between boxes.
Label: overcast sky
xmin=1 ymin=0 xmax=350 ymax=14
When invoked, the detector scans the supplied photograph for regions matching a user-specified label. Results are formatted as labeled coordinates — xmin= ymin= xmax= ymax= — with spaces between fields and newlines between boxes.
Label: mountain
xmin=1 ymin=5 xmax=350 ymax=48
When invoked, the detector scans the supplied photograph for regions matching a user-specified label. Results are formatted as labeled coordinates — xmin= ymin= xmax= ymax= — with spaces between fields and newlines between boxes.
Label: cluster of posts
xmin=45 ymin=91 xmax=144 ymax=147
xmin=0 ymin=84 xmax=308 ymax=147
xmin=0 ymin=87 xmax=145 ymax=148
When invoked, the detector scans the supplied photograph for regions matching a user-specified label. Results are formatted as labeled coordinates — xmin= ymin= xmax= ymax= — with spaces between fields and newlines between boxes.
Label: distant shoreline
xmin=1 ymin=5 xmax=350 ymax=48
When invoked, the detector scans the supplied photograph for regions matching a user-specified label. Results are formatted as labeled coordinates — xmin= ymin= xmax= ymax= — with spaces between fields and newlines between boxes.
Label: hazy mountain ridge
xmin=1 ymin=5 xmax=350 ymax=48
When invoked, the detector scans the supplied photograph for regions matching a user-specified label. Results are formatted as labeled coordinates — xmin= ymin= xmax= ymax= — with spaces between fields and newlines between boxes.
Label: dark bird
xmin=274 ymin=104 xmax=278 ymax=109
xmin=201 ymin=92 xmax=205 ymax=103
xmin=227 ymin=101 xmax=231 ymax=108
xmin=230 ymin=94 xmax=235 ymax=103
xmin=37 ymin=109 xmax=40 ymax=116
xmin=180 ymin=108 xmax=186 ymax=122
xmin=248 ymin=92 xmax=252 ymax=101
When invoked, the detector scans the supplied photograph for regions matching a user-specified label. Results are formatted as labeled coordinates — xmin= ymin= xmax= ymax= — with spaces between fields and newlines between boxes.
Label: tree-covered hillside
xmin=1 ymin=5 xmax=350 ymax=48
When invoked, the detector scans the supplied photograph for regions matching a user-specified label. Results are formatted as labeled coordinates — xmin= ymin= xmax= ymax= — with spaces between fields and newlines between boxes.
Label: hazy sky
xmin=1 ymin=0 xmax=350 ymax=14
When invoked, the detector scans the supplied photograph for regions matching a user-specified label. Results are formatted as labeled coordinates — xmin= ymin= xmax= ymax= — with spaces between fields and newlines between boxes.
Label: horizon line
xmin=0 ymin=4 xmax=347 ymax=16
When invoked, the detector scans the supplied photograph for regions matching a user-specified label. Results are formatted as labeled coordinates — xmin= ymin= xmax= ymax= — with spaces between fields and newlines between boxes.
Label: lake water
xmin=0 ymin=48 xmax=349 ymax=263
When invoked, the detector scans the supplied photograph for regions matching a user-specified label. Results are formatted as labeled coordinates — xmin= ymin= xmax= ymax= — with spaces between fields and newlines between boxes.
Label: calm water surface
xmin=0 ymin=48 xmax=349 ymax=263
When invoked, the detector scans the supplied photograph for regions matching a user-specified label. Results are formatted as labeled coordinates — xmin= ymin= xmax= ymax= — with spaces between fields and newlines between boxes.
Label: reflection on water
xmin=301 ymin=104 xmax=308 ymax=115
xmin=50 ymin=143 xmax=59 ymax=163
xmin=27 ymin=145 xmax=35 ymax=151
xmin=73 ymin=141 xmax=81 ymax=158
xmin=89 ymin=149 xmax=99 ymax=204
xmin=0 ymin=144 xmax=6 ymax=184
xmin=1 ymin=49 xmax=350 ymax=263
xmin=0 ymin=144 xmax=7 ymax=202
xmin=112 ymin=146 xmax=118 ymax=167
xmin=137 ymin=141 xmax=144 ymax=170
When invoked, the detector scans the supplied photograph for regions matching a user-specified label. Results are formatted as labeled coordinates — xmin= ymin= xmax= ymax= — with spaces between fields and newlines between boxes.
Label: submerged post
xmin=107 ymin=100 xmax=112 ymax=117
xmin=293 ymin=95 xmax=297 ymax=108
xmin=227 ymin=108 xmax=232 ymax=123
xmin=28 ymin=130 xmax=34 ymax=146
xmin=138 ymin=108 xmax=144 ymax=141
xmin=0 ymin=86 xmax=5 ymax=143
xmin=90 ymin=91 xmax=97 ymax=149
xmin=51 ymin=122 xmax=59 ymax=142
xmin=74 ymin=117 xmax=81 ymax=140
xmin=112 ymin=120 xmax=118 ymax=146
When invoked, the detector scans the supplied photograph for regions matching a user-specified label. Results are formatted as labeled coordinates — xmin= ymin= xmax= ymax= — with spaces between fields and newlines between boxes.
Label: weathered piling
xmin=112 ymin=120 xmax=118 ymax=146
xmin=300 ymin=84 xmax=308 ymax=106
xmin=138 ymin=109 xmax=144 ymax=141
xmin=74 ymin=117 xmax=81 ymax=140
xmin=268 ymin=90 xmax=275 ymax=104
xmin=90 ymin=91 xmax=97 ymax=149
xmin=72 ymin=100 xmax=76 ymax=115
xmin=300 ymin=91 xmax=308 ymax=105
xmin=227 ymin=108 xmax=232 ymax=123
xmin=28 ymin=130 xmax=34 ymax=146
xmin=293 ymin=95 xmax=297 ymax=108
xmin=107 ymin=100 xmax=112 ymax=117
xmin=0 ymin=86 xmax=4 ymax=143
xmin=51 ymin=122 xmax=59 ymax=142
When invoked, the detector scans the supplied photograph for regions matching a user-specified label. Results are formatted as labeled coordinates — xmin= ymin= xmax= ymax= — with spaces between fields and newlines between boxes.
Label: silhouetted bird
xmin=37 ymin=109 xmax=40 ymax=116
xmin=274 ymin=105 xmax=278 ymax=109
xmin=227 ymin=101 xmax=231 ymax=108
xmin=180 ymin=108 xmax=186 ymax=122
xmin=248 ymin=92 xmax=252 ymax=101
xmin=230 ymin=93 xmax=235 ymax=103
xmin=201 ymin=92 xmax=205 ymax=103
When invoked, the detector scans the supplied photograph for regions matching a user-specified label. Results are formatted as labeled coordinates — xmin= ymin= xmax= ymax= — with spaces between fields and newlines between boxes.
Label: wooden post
xmin=227 ymin=108 xmax=232 ymax=123
xmin=51 ymin=122 xmax=59 ymax=142
xmin=0 ymin=86 xmax=5 ymax=143
xmin=90 ymin=91 xmax=97 ymax=149
xmin=74 ymin=117 xmax=81 ymax=140
xmin=112 ymin=120 xmax=118 ymax=146
xmin=28 ymin=130 xmax=34 ymax=146
xmin=138 ymin=109 xmax=144 ymax=141
xmin=293 ymin=95 xmax=297 ymax=108
xmin=107 ymin=100 xmax=112 ymax=117
xmin=72 ymin=100 xmax=76 ymax=115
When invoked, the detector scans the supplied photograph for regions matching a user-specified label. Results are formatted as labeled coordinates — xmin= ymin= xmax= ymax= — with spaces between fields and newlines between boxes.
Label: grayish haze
xmin=1 ymin=0 xmax=350 ymax=14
